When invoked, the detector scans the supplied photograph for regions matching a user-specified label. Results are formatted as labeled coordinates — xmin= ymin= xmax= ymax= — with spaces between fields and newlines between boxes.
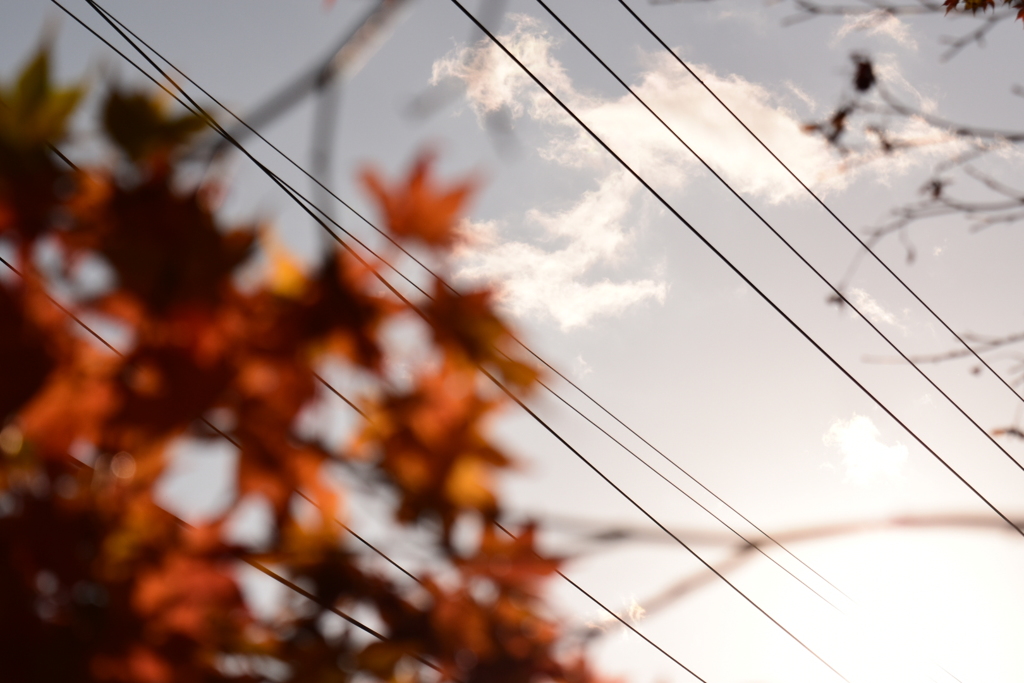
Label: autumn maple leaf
xmin=361 ymin=153 xmax=476 ymax=248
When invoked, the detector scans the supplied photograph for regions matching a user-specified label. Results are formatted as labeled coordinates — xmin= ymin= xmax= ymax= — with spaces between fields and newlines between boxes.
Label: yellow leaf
xmin=445 ymin=456 xmax=494 ymax=510
xmin=263 ymin=230 xmax=307 ymax=299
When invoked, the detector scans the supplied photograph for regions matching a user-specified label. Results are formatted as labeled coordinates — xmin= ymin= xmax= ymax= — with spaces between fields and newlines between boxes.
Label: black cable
xmin=69 ymin=0 xmax=473 ymax=378
xmin=26 ymin=134 xmax=436 ymax=653
xmin=0 ymin=252 xmax=423 ymax=593
xmin=75 ymin=0 xmax=850 ymax=624
xmin=70 ymin=0 xmax=430 ymax=304
xmin=0 ymin=254 xmax=120 ymax=357
xmin=90 ymin=0 xmax=446 ymax=298
xmin=317 ymin=366 xmax=711 ymax=681
xmin=444 ymin=0 xmax=1024 ymax=542
xmin=74 ymin=4 xmax=486 ymax=592
xmin=2 ymin=203 xmax=706 ymax=682
xmin=448 ymin=0 xmax=1024 ymax=674
xmin=616 ymin=0 xmax=1024 ymax=427
xmin=506 ymin=340 xmax=852 ymax=601
xmin=84 ymin=0 xmax=855 ymax=616
xmin=44 ymin=4 xmax=711 ymax=676
xmin=62 ymin=0 xmax=407 ymax=312
xmin=314 ymin=371 xmax=369 ymax=419
xmin=294 ymin=491 xmax=425 ymax=586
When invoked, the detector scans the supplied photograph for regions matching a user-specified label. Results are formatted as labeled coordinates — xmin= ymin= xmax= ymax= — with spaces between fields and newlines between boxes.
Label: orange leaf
xmin=361 ymin=153 xmax=475 ymax=248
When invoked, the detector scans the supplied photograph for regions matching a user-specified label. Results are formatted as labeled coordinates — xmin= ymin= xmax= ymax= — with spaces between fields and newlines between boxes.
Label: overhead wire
xmin=86 ymin=0 xmax=855 ymax=618
xmin=20 ymin=2 xmax=439 ymax=638
xmin=58 ymin=1 xmax=823 ymax=678
xmin=446 ymin=0 xmax=1024 ymax=674
xmin=68 ymin=6 xmax=847 ymax=671
xmin=474 ymin=363 xmax=851 ymax=682
xmin=492 ymin=521 xmax=707 ymax=683
xmin=442 ymin=0 xmax=1024 ymax=541
xmin=615 ymin=0 xmax=1024 ymax=419
xmin=498 ymin=5 xmax=1016 ymax=678
xmin=72 ymin=0 xmax=849 ymax=635
xmin=62 ymin=0 xmax=432 ymax=308
xmin=0 ymin=255 xmax=419 ymax=589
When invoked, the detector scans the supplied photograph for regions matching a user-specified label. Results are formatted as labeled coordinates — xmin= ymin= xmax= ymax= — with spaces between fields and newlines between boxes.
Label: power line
xmin=506 ymin=337 xmax=853 ymax=600
xmin=57 ymin=3 xmax=988 ymax=679
xmin=67 ymin=0 xmax=429 ymax=310
xmin=89 ymin=0 xmax=444 ymax=296
xmin=314 ymin=370 xmax=711 ymax=681
xmin=616 ymin=0 xmax=1024 ymax=430
xmin=50 ymin=2 xmax=811 ymax=678
xmin=74 ymin=0 xmax=853 ymax=631
xmin=0 ymin=253 xmax=419 ymax=586
xmin=443 ymin=0 xmax=1024 ymax=542
xmin=85 ymin=0 xmax=856 ymax=619
xmin=474 ymin=5 xmax=1005 ymax=677
xmin=493 ymin=521 xmax=707 ymax=683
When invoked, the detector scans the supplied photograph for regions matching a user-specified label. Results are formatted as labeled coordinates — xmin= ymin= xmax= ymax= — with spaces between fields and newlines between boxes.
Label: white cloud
xmin=824 ymin=414 xmax=908 ymax=485
xmin=430 ymin=14 xmax=583 ymax=125
xmin=432 ymin=15 xmax=843 ymax=328
xmin=848 ymin=287 xmax=904 ymax=331
xmin=833 ymin=11 xmax=918 ymax=51
xmin=785 ymin=80 xmax=818 ymax=113
xmin=456 ymin=171 xmax=666 ymax=330
xmin=574 ymin=354 xmax=593 ymax=378
xmin=872 ymin=53 xmax=936 ymax=113
xmin=431 ymin=15 xmax=950 ymax=328
xmin=434 ymin=15 xmax=855 ymax=199
xmin=627 ymin=596 xmax=646 ymax=623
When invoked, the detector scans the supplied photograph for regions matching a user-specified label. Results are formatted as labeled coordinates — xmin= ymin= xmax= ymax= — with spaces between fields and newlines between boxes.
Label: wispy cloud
xmin=833 ymin=11 xmax=919 ymax=51
xmin=785 ymin=80 xmax=818 ymax=113
xmin=431 ymin=14 xmax=943 ymax=328
xmin=433 ymin=15 xmax=854 ymax=197
xmin=431 ymin=16 xmax=825 ymax=327
xmin=456 ymin=171 xmax=666 ymax=330
xmin=574 ymin=354 xmax=593 ymax=378
xmin=824 ymin=414 xmax=908 ymax=485
xmin=848 ymin=287 xmax=904 ymax=331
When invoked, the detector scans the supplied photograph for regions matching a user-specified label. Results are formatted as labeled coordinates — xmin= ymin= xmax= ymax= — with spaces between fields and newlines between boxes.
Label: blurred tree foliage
xmin=0 ymin=47 xmax=605 ymax=683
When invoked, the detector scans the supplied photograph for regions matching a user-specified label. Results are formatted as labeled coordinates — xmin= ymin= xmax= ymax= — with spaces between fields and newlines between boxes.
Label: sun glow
xmin=825 ymin=414 xmax=908 ymax=485
xmin=765 ymin=530 xmax=1024 ymax=683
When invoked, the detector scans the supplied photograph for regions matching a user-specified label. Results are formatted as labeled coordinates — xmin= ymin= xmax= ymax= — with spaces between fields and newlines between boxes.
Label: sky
xmin=4 ymin=1 xmax=1024 ymax=681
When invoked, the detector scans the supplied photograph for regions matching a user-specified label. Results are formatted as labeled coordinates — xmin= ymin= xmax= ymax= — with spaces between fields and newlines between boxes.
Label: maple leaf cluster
xmin=942 ymin=0 xmax=1024 ymax=22
xmin=0 ymin=48 xmax=606 ymax=683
